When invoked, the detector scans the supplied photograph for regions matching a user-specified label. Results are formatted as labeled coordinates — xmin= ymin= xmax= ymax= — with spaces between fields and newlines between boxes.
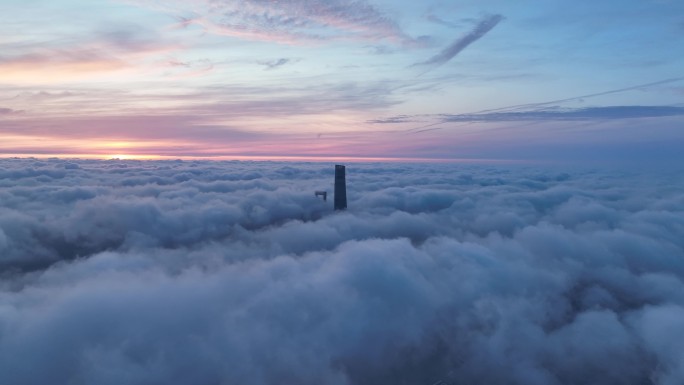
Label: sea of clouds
xmin=0 ymin=158 xmax=683 ymax=385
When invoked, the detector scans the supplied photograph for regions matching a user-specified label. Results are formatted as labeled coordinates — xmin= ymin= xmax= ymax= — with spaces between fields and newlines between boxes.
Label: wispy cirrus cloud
xmin=0 ymin=50 xmax=128 ymax=83
xmin=257 ymin=58 xmax=293 ymax=71
xmin=438 ymin=105 xmax=684 ymax=123
xmin=0 ymin=107 xmax=21 ymax=115
xmin=127 ymin=0 xmax=413 ymax=44
xmin=0 ymin=25 xmax=179 ymax=84
xmin=163 ymin=58 xmax=215 ymax=78
xmin=425 ymin=14 xmax=477 ymax=29
xmin=413 ymin=14 xmax=504 ymax=69
xmin=371 ymin=78 xmax=684 ymax=127
xmin=369 ymin=106 xmax=684 ymax=129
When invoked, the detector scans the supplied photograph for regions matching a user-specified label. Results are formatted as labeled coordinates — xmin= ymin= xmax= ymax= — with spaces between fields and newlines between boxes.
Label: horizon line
xmin=0 ymin=153 xmax=530 ymax=164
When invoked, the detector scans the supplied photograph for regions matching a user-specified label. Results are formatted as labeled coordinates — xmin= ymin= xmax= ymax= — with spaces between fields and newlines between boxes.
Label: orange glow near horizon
xmin=0 ymin=130 xmax=522 ymax=164
xmin=104 ymin=154 xmax=164 ymax=160
xmin=0 ymin=126 xmax=525 ymax=164
xmin=0 ymin=152 xmax=524 ymax=164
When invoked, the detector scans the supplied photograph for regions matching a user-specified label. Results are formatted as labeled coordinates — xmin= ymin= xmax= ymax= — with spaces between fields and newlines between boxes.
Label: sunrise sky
xmin=1 ymin=0 xmax=683 ymax=162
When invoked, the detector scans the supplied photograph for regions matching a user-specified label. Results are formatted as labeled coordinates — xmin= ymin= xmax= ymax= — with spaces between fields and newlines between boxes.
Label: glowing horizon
xmin=0 ymin=152 xmax=531 ymax=165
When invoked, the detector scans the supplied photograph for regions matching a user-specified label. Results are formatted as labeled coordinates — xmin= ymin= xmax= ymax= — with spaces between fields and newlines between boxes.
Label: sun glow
xmin=104 ymin=154 xmax=163 ymax=160
xmin=107 ymin=154 xmax=133 ymax=160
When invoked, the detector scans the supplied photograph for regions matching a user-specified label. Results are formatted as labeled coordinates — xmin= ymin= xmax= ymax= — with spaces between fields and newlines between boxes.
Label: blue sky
xmin=0 ymin=0 xmax=683 ymax=162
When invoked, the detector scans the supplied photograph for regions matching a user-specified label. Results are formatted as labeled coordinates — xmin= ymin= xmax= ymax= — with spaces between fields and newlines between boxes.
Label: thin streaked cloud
xmin=370 ymin=105 xmax=684 ymax=126
xmin=0 ymin=107 xmax=21 ymax=115
xmin=0 ymin=25 xmax=180 ymax=84
xmin=413 ymin=14 xmax=504 ymax=70
xmin=126 ymin=0 xmax=414 ymax=44
xmin=257 ymin=58 xmax=293 ymax=71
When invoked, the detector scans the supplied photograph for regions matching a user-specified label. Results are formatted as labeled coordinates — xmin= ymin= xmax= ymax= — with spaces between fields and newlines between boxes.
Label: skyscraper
xmin=334 ymin=165 xmax=347 ymax=210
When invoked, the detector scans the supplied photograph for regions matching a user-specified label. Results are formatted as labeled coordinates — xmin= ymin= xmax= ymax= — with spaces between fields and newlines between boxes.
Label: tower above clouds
xmin=334 ymin=165 xmax=347 ymax=211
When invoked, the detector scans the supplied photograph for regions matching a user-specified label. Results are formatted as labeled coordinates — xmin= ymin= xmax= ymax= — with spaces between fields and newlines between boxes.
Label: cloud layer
xmin=1 ymin=158 xmax=684 ymax=384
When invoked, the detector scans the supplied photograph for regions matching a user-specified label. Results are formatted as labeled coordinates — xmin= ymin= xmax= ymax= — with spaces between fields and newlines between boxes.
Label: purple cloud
xmin=257 ymin=58 xmax=293 ymax=70
xmin=413 ymin=14 xmax=504 ymax=68
xmin=0 ymin=25 xmax=179 ymax=82
xmin=439 ymin=105 xmax=684 ymax=122
xmin=0 ymin=107 xmax=20 ymax=115
xmin=129 ymin=0 xmax=413 ymax=44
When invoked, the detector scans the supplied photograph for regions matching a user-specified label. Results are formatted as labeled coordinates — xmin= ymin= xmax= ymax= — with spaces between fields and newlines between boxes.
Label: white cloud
xmin=0 ymin=158 xmax=683 ymax=384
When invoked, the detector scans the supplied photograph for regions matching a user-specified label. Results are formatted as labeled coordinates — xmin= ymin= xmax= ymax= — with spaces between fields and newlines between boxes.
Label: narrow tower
xmin=334 ymin=164 xmax=347 ymax=210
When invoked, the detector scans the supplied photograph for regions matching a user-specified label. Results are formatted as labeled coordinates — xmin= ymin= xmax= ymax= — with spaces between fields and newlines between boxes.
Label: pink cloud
xmin=0 ymin=110 xmax=431 ymax=160
xmin=128 ymin=0 xmax=413 ymax=44
xmin=0 ymin=107 xmax=21 ymax=115
xmin=0 ymin=26 xmax=180 ymax=84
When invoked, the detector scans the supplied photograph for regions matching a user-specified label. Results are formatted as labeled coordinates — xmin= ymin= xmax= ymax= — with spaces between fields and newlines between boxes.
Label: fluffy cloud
xmin=0 ymin=158 xmax=683 ymax=384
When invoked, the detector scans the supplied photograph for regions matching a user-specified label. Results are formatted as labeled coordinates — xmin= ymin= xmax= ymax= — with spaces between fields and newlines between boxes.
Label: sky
xmin=1 ymin=0 xmax=683 ymax=162
xmin=2 ymin=159 xmax=684 ymax=384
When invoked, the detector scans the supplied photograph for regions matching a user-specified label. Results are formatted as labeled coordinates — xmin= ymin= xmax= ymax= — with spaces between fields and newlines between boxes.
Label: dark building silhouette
xmin=334 ymin=164 xmax=347 ymax=210
xmin=314 ymin=191 xmax=327 ymax=201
